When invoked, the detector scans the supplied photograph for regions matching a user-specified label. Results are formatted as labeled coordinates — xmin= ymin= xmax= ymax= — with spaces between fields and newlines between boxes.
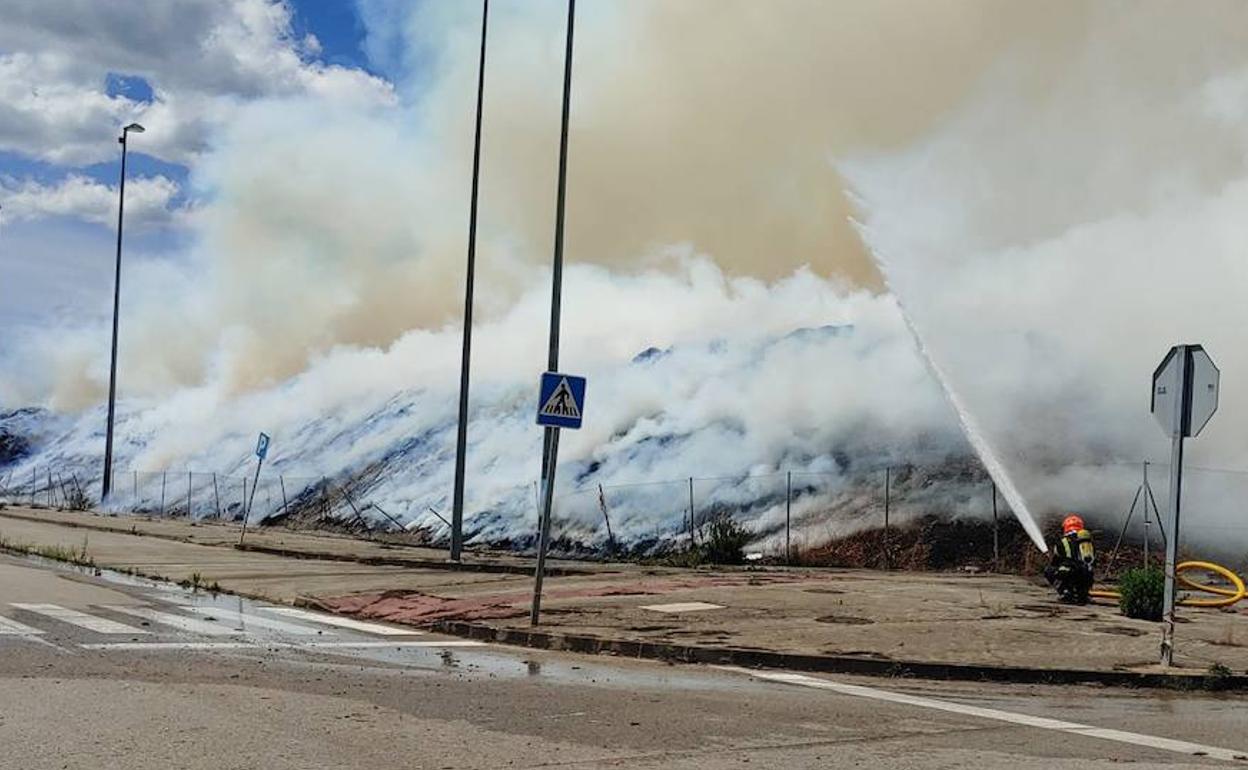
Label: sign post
xmin=239 ymin=432 xmax=270 ymax=546
xmin=531 ymin=372 xmax=586 ymax=626
xmin=1151 ymin=344 xmax=1218 ymax=666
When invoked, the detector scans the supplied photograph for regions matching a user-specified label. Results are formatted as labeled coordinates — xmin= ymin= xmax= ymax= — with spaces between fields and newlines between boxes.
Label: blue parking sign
xmin=255 ymin=432 xmax=270 ymax=460
xmin=536 ymin=373 xmax=586 ymax=429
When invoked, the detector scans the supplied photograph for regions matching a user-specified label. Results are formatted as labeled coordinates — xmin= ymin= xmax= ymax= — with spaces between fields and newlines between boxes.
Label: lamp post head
xmin=119 ymin=123 xmax=145 ymax=143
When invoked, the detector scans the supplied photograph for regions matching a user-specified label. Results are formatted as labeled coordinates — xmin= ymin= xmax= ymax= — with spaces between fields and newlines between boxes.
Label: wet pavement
xmin=3 ymin=506 xmax=1248 ymax=678
xmin=0 ymin=551 xmax=1246 ymax=768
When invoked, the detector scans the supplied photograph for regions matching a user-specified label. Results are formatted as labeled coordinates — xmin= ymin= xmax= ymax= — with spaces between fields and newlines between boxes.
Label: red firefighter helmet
xmin=1062 ymin=514 xmax=1085 ymax=536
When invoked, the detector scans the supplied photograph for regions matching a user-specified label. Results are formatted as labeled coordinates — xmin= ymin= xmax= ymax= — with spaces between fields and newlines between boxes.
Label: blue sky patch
xmin=105 ymin=73 xmax=155 ymax=104
xmin=289 ymin=0 xmax=375 ymax=73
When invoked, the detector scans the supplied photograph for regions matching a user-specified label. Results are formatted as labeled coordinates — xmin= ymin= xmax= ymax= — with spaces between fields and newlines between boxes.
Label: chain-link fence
xmin=0 ymin=465 xmax=93 ymax=510
xmin=1 ymin=458 xmax=1244 ymax=571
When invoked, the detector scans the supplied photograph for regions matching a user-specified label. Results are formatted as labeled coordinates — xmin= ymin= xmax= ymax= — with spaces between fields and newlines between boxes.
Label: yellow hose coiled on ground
xmin=1090 ymin=561 xmax=1247 ymax=608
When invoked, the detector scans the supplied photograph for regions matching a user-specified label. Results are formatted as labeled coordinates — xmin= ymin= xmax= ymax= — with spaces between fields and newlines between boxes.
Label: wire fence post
xmin=785 ymin=470 xmax=792 ymax=565
xmin=47 ymin=468 xmax=53 ymax=507
xmin=1142 ymin=461 xmax=1150 ymax=569
xmin=597 ymin=484 xmax=615 ymax=554
xmin=241 ymin=477 xmax=248 ymax=520
xmin=883 ymin=467 xmax=891 ymax=569
xmin=992 ymin=481 xmax=999 ymax=572
xmin=688 ymin=477 xmax=696 ymax=549
xmin=159 ymin=471 xmax=167 ymax=516
xmin=186 ymin=471 xmax=193 ymax=517
xmin=212 ymin=473 xmax=221 ymax=519
xmin=133 ymin=470 xmax=138 ymax=506
xmin=280 ymin=475 xmax=288 ymax=516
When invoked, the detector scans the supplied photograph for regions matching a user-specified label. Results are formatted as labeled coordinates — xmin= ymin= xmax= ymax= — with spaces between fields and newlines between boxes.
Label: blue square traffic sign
xmin=536 ymin=372 xmax=586 ymax=429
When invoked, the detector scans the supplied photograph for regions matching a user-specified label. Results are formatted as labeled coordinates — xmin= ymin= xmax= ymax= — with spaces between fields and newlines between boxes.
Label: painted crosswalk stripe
xmin=257 ymin=607 xmax=419 ymax=636
xmin=104 ymin=606 xmax=238 ymax=636
xmin=81 ymin=641 xmax=268 ymax=651
xmin=302 ymin=640 xmax=484 ymax=649
xmin=733 ymin=670 xmax=1248 ymax=764
xmin=0 ymin=615 xmax=45 ymax=635
xmin=11 ymin=604 xmax=146 ymax=635
xmin=80 ymin=640 xmax=485 ymax=651
xmin=181 ymin=606 xmax=322 ymax=636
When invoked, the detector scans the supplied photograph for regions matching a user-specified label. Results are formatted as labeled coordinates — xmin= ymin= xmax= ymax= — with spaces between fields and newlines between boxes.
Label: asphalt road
xmin=0 ymin=552 xmax=1244 ymax=769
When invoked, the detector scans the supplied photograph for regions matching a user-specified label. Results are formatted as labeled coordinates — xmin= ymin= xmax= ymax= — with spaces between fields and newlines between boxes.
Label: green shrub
xmin=1118 ymin=567 xmax=1164 ymax=621
xmin=702 ymin=513 xmax=751 ymax=565
xmin=1205 ymin=663 xmax=1234 ymax=691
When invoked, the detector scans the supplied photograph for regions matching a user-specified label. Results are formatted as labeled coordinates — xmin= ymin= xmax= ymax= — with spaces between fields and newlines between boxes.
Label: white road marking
xmin=736 ymin=670 xmax=1248 ymax=763
xmin=301 ymin=640 xmax=485 ymax=649
xmin=181 ymin=606 xmax=323 ymax=636
xmin=81 ymin=642 xmax=271 ymax=651
xmin=104 ymin=606 xmax=238 ymax=636
xmin=80 ymin=640 xmax=486 ymax=651
xmin=257 ymin=607 xmax=420 ymax=636
xmin=0 ymin=615 xmax=45 ymax=635
xmin=639 ymin=602 xmax=724 ymax=613
xmin=12 ymin=604 xmax=147 ymax=635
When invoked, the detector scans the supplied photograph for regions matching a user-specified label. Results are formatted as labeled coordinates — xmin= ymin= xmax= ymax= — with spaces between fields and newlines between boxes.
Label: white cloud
xmin=2 ymin=174 xmax=181 ymax=229
xmin=0 ymin=0 xmax=395 ymax=166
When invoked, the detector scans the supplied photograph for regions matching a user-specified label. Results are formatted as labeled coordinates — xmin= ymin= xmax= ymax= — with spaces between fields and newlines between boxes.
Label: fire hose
xmin=1090 ymin=561 xmax=1247 ymax=608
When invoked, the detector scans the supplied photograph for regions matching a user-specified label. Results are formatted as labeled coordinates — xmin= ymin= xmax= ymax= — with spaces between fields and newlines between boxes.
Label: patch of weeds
xmin=31 ymin=536 xmax=94 ymax=567
xmin=663 ymin=549 xmax=705 ymax=568
xmin=701 ymin=513 xmax=750 ymax=565
xmin=178 ymin=572 xmax=217 ymax=594
xmin=1204 ymin=662 xmax=1235 ymax=691
xmin=1117 ymin=567 xmax=1164 ymax=621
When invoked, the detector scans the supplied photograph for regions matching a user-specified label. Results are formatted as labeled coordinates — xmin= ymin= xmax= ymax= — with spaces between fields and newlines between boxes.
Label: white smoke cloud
xmin=845 ymin=2 xmax=1248 ymax=536
xmin=4 ymin=256 xmax=968 ymax=549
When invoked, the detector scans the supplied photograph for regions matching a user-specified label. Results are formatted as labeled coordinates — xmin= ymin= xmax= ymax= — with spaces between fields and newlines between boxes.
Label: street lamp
xmin=101 ymin=122 xmax=144 ymax=502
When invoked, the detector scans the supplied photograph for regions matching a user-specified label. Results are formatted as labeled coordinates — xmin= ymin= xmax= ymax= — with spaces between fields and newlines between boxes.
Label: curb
xmin=0 ymin=509 xmax=597 ymax=578
xmin=234 ymin=542 xmax=599 ymax=577
xmin=0 ymin=508 xmax=184 ymax=540
xmin=429 ymin=620 xmax=1248 ymax=692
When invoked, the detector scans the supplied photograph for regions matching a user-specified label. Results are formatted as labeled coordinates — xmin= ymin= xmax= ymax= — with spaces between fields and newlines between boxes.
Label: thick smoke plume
xmin=4 ymin=1 xmax=1248 ymax=550
xmin=847 ymin=2 xmax=1248 ymax=541
xmin=2 ymin=0 xmax=1085 ymax=407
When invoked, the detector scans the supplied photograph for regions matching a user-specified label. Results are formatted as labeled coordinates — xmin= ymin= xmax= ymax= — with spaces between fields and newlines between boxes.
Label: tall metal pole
xmin=1160 ymin=346 xmax=1192 ymax=667
xmin=451 ymin=0 xmax=491 ymax=563
xmin=102 ymin=123 xmax=144 ymax=501
xmin=239 ymin=455 xmax=264 ymax=546
xmin=531 ymin=0 xmax=576 ymax=627
xmin=530 ymin=428 xmax=560 ymax=625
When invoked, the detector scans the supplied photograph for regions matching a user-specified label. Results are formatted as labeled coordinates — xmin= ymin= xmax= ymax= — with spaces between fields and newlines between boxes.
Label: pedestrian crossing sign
xmin=536 ymin=372 xmax=586 ymax=429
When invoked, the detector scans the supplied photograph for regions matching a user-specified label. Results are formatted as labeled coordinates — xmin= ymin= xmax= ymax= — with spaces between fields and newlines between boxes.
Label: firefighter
xmin=1044 ymin=514 xmax=1095 ymax=604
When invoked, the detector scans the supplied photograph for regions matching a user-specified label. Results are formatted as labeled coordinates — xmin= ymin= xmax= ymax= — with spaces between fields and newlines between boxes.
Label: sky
xmin=0 ymin=0 xmax=388 ymax=330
